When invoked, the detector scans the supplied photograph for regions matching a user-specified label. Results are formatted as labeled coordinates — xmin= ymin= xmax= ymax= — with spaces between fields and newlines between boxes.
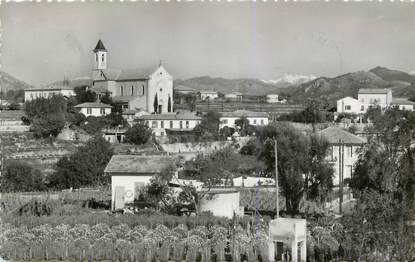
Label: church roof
xmin=93 ymin=40 xmax=107 ymax=52
xmin=100 ymin=68 xmax=150 ymax=81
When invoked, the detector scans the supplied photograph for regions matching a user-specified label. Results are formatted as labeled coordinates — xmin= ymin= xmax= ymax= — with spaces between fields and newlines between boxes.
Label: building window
xmin=100 ymin=108 xmax=106 ymax=115
xmin=131 ymin=86 xmax=134 ymax=96
xmin=152 ymin=121 xmax=158 ymax=128
xmin=328 ymin=146 xmax=335 ymax=161
xmin=261 ymin=119 xmax=264 ymax=125
xmin=170 ymin=121 xmax=173 ymax=128
xmin=87 ymin=108 xmax=92 ymax=115
xmin=120 ymin=86 xmax=124 ymax=96
xmin=161 ymin=132 xmax=165 ymax=136
xmin=253 ymin=119 xmax=257 ymax=125
xmin=186 ymin=121 xmax=189 ymax=129
xmin=180 ymin=121 xmax=183 ymax=129
xmin=223 ymin=119 xmax=228 ymax=124
xmin=142 ymin=85 xmax=145 ymax=95
xmin=345 ymin=105 xmax=351 ymax=110
xmin=101 ymin=54 xmax=105 ymax=62
xmin=347 ymin=146 xmax=353 ymax=157
xmin=360 ymin=105 xmax=364 ymax=111
xmin=161 ymin=121 xmax=164 ymax=128
xmin=96 ymin=54 xmax=98 ymax=62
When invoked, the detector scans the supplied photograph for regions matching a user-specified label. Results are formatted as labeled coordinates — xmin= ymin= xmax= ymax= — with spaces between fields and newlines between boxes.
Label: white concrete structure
xmin=232 ymin=176 xmax=275 ymax=187
xmin=74 ymin=102 xmax=112 ymax=117
xmin=266 ymin=94 xmax=279 ymax=103
xmin=91 ymin=40 xmax=173 ymax=114
xmin=138 ymin=112 xmax=202 ymax=136
xmin=337 ymin=88 xmax=414 ymax=114
xmin=391 ymin=98 xmax=415 ymax=111
xmin=105 ymin=155 xmax=176 ymax=210
xmin=336 ymin=97 xmax=361 ymax=114
xmin=219 ymin=110 xmax=269 ymax=129
xmin=199 ymin=188 xmax=242 ymax=218
xmin=224 ymin=92 xmax=243 ymax=101
xmin=199 ymin=91 xmax=218 ymax=100
xmin=24 ymin=85 xmax=75 ymax=102
xmin=318 ymin=127 xmax=366 ymax=185
xmin=268 ymin=218 xmax=307 ymax=262
xmin=358 ymin=88 xmax=392 ymax=112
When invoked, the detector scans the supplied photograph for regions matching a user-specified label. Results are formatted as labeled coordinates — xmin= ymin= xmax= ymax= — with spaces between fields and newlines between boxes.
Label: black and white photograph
xmin=0 ymin=2 xmax=414 ymax=262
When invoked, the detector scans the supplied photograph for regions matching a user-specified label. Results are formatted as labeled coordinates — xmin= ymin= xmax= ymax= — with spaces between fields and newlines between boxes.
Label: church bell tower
xmin=92 ymin=39 xmax=107 ymax=80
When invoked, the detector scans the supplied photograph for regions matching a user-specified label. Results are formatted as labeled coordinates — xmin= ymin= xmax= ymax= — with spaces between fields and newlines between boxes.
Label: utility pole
xmin=275 ymin=139 xmax=279 ymax=218
xmin=338 ymin=139 xmax=344 ymax=214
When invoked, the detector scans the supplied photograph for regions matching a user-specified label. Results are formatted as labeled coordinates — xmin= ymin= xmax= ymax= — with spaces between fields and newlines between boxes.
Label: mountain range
xmin=0 ymin=71 xmax=32 ymax=94
xmin=2 ymin=66 xmax=415 ymax=105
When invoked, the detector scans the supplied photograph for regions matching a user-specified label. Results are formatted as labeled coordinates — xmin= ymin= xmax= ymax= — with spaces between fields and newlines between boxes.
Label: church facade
xmin=91 ymin=40 xmax=173 ymax=114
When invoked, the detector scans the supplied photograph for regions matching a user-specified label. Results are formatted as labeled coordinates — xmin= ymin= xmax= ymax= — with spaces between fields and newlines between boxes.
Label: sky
xmin=1 ymin=2 xmax=415 ymax=86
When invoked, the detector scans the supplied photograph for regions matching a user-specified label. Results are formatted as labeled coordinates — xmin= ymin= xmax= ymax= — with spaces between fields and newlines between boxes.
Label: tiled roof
xmin=139 ymin=113 xmax=202 ymax=120
xmin=199 ymin=90 xmax=218 ymax=94
xmin=391 ymin=98 xmax=415 ymax=105
xmin=220 ymin=110 xmax=269 ymax=118
xmin=358 ymin=88 xmax=391 ymax=94
xmin=104 ymin=155 xmax=176 ymax=174
xmin=25 ymin=84 xmax=74 ymax=91
xmin=100 ymin=68 xmax=150 ymax=81
xmin=93 ymin=40 xmax=107 ymax=52
xmin=317 ymin=127 xmax=366 ymax=145
xmin=74 ymin=102 xmax=112 ymax=108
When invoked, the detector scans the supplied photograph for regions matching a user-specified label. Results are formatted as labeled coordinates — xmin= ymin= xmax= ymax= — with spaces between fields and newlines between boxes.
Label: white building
xmin=74 ymin=102 xmax=112 ymax=117
xmin=138 ymin=112 xmax=202 ymax=136
xmin=224 ymin=92 xmax=243 ymax=101
xmin=391 ymin=98 xmax=415 ymax=111
xmin=318 ymin=127 xmax=366 ymax=186
xmin=105 ymin=154 xmax=176 ymax=210
xmin=358 ymin=88 xmax=392 ymax=112
xmin=24 ymin=85 xmax=75 ymax=102
xmin=266 ymin=94 xmax=279 ymax=103
xmin=219 ymin=110 xmax=269 ymax=129
xmin=336 ymin=97 xmax=361 ymax=114
xmin=199 ymin=91 xmax=218 ymax=101
xmin=337 ymin=88 xmax=413 ymax=114
xmin=199 ymin=188 xmax=243 ymax=218
xmin=91 ymin=40 xmax=173 ymax=114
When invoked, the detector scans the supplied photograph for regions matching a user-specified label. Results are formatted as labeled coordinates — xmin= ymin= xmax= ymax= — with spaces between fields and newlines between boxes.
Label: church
xmin=91 ymin=40 xmax=173 ymax=114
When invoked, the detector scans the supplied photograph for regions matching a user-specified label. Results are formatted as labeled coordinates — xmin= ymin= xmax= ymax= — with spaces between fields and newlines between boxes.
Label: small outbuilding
xmin=74 ymin=102 xmax=112 ymax=117
xmin=105 ymin=154 xmax=176 ymax=210
xmin=199 ymin=187 xmax=243 ymax=218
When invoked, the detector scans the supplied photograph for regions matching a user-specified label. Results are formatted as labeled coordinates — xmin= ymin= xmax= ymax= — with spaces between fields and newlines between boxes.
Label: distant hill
xmin=0 ymin=71 xmax=32 ymax=93
xmin=174 ymin=76 xmax=292 ymax=96
xmin=369 ymin=66 xmax=415 ymax=84
xmin=285 ymin=68 xmax=415 ymax=105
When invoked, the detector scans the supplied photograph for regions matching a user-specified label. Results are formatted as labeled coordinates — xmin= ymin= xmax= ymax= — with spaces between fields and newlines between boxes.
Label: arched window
xmin=101 ymin=54 xmax=105 ymax=62
xmin=95 ymin=54 xmax=98 ymax=62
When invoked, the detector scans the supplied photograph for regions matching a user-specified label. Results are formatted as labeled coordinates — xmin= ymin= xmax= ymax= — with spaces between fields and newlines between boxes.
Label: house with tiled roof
xmin=219 ymin=110 xmax=269 ymax=129
xmin=317 ymin=127 xmax=366 ymax=186
xmin=137 ymin=112 xmax=202 ymax=136
xmin=74 ymin=102 xmax=112 ymax=117
xmin=104 ymin=154 xmax=177 ymax=210
xmin=91 ymin=39 xmax=173 ymax=114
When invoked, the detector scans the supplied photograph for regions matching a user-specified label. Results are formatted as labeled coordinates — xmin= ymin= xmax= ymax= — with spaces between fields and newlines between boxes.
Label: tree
xmin=235 ymin=117 xmax=256 ymax=136
xmin=48 ymin=136 xmax=113 ymax=189
xmin=153 ymin=93 xmax=158 ymax=113
xmin=24 ymin=95 xmax=67 ymax=138
xmin=193 ymin=111 xmax=221 ymax=141
xmin=74 ymin=86 xmax=97 ymax=104
xmin=1 ymin=160 xmax=46 ymax=192
xmin=124 ymin=122 xmax=152 ymax=145
xmin=168 ymin=95 xmax=172 ymax=113
xmin=257 ymin=123 xmax=333 ymax=215
xmin=219 ymin=126 xmax=235 ymax=139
